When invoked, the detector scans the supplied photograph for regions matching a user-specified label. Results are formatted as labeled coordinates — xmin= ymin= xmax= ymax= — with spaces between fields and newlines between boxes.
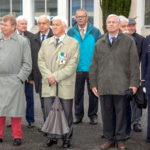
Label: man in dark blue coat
xmin=141 ymin=34 xmax=150 ymax=143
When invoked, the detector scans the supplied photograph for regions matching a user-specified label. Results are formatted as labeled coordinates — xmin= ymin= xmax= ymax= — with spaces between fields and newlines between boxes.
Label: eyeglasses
xmin=76 ymin=16 xmax=87 ymax=19
xmin=38 ymin=22 xmax=48 ymax=25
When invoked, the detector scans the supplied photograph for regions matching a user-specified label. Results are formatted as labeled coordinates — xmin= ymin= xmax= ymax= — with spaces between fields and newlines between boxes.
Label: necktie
xmin=56 ymin=38 xmax=60 ymax=47
xmin=111 ymin=37 xmax=115 ymax=45
xmin=80 ymin=29 xmax=84 ymax=39
xmin=41 ymin=34 xmax=45 ymax=41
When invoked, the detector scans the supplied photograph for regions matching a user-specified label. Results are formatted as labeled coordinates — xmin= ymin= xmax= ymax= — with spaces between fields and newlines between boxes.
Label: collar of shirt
xmin=108 ymin=34 xmax=118 ymax=43
xmin=78 ymin=24 xmax=87 ymax=34
xmin=40 ymin=29 xmax=50 ymax=41
xmin=54 ymin=34 xmax=66 ymax=43
xmin=16 ymin=30 xmax=24 ymax=36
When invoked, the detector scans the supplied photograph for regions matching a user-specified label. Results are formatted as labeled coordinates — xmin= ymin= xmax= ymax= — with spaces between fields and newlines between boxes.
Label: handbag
xmin=134 ymin=86 xmax=147 ymax=109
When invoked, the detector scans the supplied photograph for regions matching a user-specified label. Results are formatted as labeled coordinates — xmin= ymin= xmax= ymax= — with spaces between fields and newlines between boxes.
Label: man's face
xmin=1 ymin=20 xmax=15 ymax=36
xmin=38 ymin=17 xmax=50 ymax=34
xmin=119 ymin=22 xmax=128 ymax=33
xmin=128 ymin=24 xmax=136 ymax=35
xmin=106 ymin=16 xmax=120 ymax=34
xmin=51 ymin=19 xmax=66 ymax=37
xmin=16 ymin=20 xmax=27 ymax=33
xmin=75 ymin=10 xmax=88 ymax=28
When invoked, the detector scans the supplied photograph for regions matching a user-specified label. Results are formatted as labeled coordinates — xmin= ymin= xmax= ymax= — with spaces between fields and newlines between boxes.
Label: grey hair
xmin=75 ymin=8 xmax=88 ymax=16
xmin=52 ymin=16 xmax=68 ymax=27
xmin=16 ymin=15 xmax=27 ymax=23
xmin=119 ymin=15 xmax=129 ymax=23
xmin=37 ymin=15 xmax=50 ymax=22
xmin=107 ymin=14 xmax=120 ymax=22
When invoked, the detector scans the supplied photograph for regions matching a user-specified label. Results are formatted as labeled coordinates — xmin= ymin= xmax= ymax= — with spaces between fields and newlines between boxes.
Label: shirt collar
xmin=54 ymin=34 xmax=66 ymax=42
xmin=78 ymin=24 xmax=87 ymax=32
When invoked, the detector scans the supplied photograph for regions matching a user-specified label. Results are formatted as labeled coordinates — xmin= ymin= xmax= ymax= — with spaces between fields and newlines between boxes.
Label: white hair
xmin=16 ymin=15 xmax=27 ymax=23
xmin=52 ymin=16 xmax=68 ymax=27
xmin=107 ymin=14 xmax=120 ymax=22
xmin=119 ymin=15 xmax=129 ymax=23
xmin=37 ymin=15 xmax=50 ymax=22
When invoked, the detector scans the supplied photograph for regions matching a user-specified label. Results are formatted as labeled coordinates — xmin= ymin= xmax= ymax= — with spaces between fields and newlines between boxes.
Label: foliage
xmin=100 ymin=0 xmax=131 ymax=32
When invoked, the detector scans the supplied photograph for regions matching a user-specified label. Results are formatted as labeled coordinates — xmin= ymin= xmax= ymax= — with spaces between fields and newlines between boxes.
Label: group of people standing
xmin=0 ymin=8 xmax=149 ymax=150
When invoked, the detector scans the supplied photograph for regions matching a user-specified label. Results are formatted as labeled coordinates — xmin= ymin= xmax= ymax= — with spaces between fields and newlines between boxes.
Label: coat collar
xmin=0 ymin=32 xmax=18 ymax=41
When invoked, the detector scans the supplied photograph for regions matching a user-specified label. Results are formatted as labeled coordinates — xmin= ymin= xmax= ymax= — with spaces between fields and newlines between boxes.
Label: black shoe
xmin=0 ymin=138 xmax=3 ymax=143
xmin=73 ymin=118 xmax=82 ymax=124
xmin=63 ymin=140 xmax=70 ymax=148
xmin=133 ymin=124 xmax=142 ymax=132
xmin=7 ymin=124 xmax=11 ymax=128
xmin=89 ymin=118 xmax=98 ymax=125
xmin=13 ymin=138 xmax=22 ymax=146
xmin=27 ymin=122 xmax=35 ymax=128
xmin=46 ymin=139 xmax=57 ymax=147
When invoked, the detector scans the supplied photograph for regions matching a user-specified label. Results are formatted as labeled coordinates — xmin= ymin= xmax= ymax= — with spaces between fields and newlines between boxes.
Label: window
xmin=35 ymin=0 xmax=57 ymax=18
xmin=71 ymin=0 xmax=94 ymax=26
xmin=145 ymin=0 xmax=150 ymax=25
xmin=0 ymin=0 xmax=22 ymax=18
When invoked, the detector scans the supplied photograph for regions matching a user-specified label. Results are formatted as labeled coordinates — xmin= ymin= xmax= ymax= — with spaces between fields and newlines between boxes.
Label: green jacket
xmin=38 ymin=35 xmax=79 ymax=99
xmin=89 ymin=32 xmax=140 ymax=95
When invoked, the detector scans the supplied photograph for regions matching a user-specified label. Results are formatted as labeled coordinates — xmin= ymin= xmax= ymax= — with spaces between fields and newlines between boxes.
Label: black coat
xmin=31 ymin=29 xmax=53 ymax=93
xmin=24 ymin=31 xmax=35 ymax=80
xmin=131 ymin=33 xmax=145 ymax=60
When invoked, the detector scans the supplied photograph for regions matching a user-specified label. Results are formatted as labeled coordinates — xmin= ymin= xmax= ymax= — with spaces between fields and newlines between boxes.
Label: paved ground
xmin=0 ymin=90 xmax=150 ymax=150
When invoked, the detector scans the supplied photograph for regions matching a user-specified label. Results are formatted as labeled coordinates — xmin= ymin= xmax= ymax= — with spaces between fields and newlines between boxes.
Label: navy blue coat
xmin=141 ymin=35 xmax=150 ymax=82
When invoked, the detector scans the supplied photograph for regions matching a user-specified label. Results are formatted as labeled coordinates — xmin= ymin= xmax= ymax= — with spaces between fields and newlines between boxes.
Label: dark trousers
xmin=126 ymin=99 xmax=131 ymax=135
xmin=44 ymin=97 xmax=73 ymax=140
xmin=145 ymin=81 xmax=150 ymax=142
xmin=100 ymin=95 xmax=127 ymax=142
xmin=25 ymin=82 xmax=34 ymax=123
xmin=74 ymin=72 xmax=98 ymax=120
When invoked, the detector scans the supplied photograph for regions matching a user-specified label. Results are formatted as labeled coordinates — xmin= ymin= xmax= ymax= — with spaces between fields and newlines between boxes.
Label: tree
xmin=100 ymin=0 xmax=131 ymax=32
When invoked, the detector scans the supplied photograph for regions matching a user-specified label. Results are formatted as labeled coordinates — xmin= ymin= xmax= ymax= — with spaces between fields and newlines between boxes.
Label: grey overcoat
xmin=0 ymin=33 xmax=32 ymax=117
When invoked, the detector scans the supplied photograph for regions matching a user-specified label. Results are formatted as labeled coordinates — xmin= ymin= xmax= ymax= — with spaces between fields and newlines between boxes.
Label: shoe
xmin=27 ymin=122 xmax=35 ymax=128
xmin=100 ymin=141 xmax=114 ymax=150
xmin=63 ymin=140 xmax=70 ymax=148
xmin=0 ymin=138 xmax=3 ymax=143
xmin=133 ymin=124 xmax=142 ymax=132
xmin=46 ymin=139 xmax=57 ymax=147
xmin=124 ymin=134 xmax=130 ymax=140
xmin=73 ymin=118 xmax=82 ymax=124
xmin=101 ymin=135 xmax=105 ymax=139
xmin=13 ymin=138 xmax=22 ymax=146
xmin=89 ymin=118 xmax=98 ymax=125
xmin=7 ymin=124 xmax=11 ymax=128
xmin=117 ymin=142 xmax=127 ymax=150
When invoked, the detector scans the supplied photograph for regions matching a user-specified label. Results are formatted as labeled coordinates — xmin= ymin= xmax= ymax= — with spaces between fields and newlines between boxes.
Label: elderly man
xmin=68 ymin=8 xmax=101 ymax=125
xmin=16 ymin=15 xmax=35 ymax=128
xmin=89 ymin=14 xmax=139 ymax=150
xmin=38 ymin=16 xmax=79 ymax=148
xmin=32 ymin=15 xmax=53 ymax=122
xmin=119 ymin=15 xmax=129 ymax=33
xmin=0 ymin=14 xmax=32 ymax=146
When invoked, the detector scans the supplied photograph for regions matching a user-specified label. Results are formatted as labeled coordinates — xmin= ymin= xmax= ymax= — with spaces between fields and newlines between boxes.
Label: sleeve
xmin=17 ymin=38 xmax=32 ymax=82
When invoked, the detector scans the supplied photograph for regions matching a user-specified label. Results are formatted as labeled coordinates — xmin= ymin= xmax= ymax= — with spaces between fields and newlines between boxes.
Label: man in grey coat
xmin=0 ymin=14 xmax=32 ymax=146
xmin=89 ymin=14 xmax=140 ymax=150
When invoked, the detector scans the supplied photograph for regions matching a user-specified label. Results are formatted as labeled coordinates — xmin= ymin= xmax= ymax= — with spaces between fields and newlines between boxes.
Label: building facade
xmin=0 ymin=0 xmax=149 ymax=36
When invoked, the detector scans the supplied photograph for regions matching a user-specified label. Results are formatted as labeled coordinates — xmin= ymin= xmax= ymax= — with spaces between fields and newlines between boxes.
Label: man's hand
xmin=92 ymin=87 xmax=99 ymax=97
xmin=48 ymin=74 xmax=57 ymax=85
xmin=129 ymin=86 xmax=137 ymax=95
xmin=28 ymin=80 xmax=34 ymax=84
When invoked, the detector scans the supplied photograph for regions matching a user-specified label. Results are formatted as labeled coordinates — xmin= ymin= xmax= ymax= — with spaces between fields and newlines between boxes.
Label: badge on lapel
xmin=56 ymin=52 xmax=67 ymax=64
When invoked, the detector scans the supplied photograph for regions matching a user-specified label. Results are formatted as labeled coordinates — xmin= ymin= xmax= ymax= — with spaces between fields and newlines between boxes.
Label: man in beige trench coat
xmin=0 ymin=14 xmax=32 ymax=146
xmin=38 ymin=16 xmax=79 ymax=148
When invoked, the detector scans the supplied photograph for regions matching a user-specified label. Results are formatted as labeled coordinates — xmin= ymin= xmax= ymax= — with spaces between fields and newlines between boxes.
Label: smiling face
xmin=51 ymin=19 xmax=66 ymax=37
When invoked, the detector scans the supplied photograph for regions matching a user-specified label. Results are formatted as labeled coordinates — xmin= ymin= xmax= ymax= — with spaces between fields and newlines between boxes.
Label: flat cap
xmin=128 ymin=18 xmax=136 ymax=25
